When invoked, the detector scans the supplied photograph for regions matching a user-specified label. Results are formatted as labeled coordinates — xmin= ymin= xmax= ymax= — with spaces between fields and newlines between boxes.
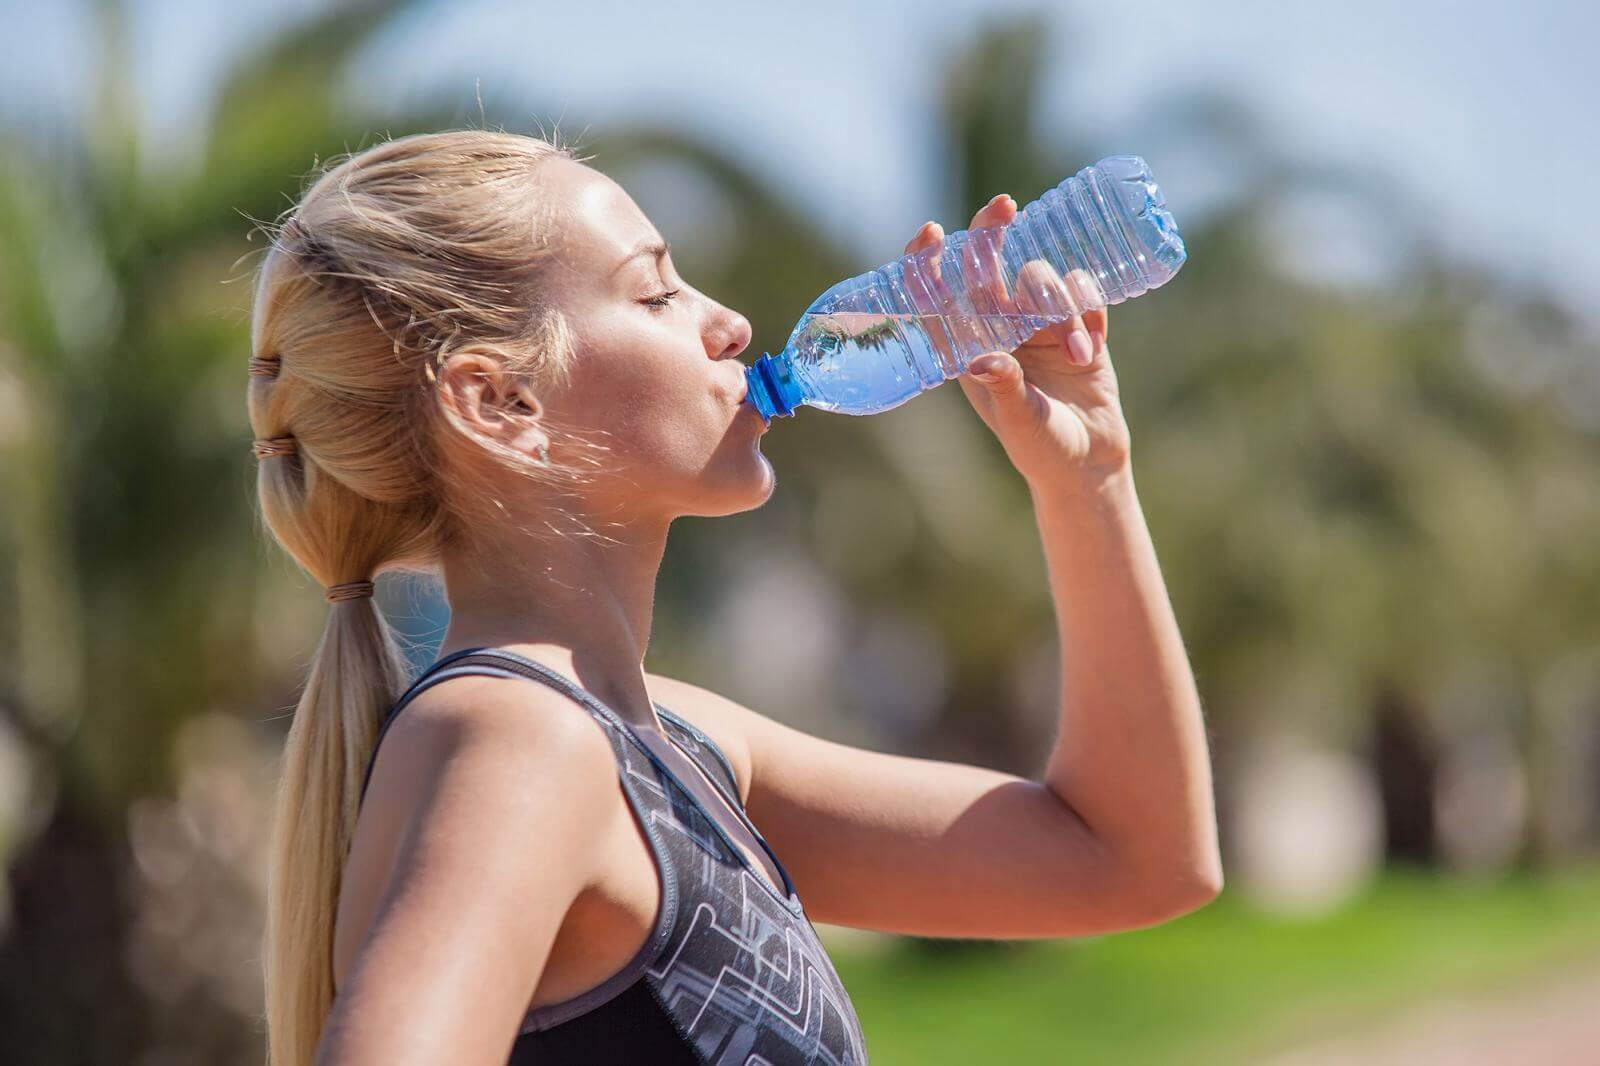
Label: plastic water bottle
xmin=744 ymin=155 xmax=1185 ymax=420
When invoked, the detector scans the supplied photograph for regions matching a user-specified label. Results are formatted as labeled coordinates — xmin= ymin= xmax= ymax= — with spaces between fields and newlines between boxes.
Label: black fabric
xmin=358 ymin=646 xmax=869 ymax=1065
xmin=505 ymin=981 xmax=700 ymax=1065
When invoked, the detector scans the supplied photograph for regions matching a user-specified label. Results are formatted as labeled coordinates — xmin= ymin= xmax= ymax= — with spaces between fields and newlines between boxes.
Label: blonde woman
xmin=247 ymin=130 xmax=1222 ymax=1066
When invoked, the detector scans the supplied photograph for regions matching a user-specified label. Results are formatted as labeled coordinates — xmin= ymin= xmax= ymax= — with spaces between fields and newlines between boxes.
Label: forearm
xmin=1031 ymin=464 xmax=1222 ymax=895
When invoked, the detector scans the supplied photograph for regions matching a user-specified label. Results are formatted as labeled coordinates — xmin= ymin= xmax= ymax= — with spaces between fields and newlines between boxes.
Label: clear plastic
xmin=745 ymin=155 xmax=1186 ymax=419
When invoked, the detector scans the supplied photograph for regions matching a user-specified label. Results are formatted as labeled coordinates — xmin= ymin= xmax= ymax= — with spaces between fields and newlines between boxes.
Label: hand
xmin=903 ymin=194 xmax=1132 ymax=488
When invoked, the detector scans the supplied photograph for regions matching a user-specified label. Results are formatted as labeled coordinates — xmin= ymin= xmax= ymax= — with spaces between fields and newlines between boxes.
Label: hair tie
xmin=248 ymin=354 xmax=280 ymax=378
xmin=252 ymin=436 xmax=297 ymax=459
xmin=325 ymin=580 xmax=376 ymax=603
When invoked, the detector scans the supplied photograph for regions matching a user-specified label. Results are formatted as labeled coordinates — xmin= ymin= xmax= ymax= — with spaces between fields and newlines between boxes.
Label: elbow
xmin=1126 ymin=821 xmax=1226 ymax=922
xmin=1155 ymin=856 xmax=1225 ymax=919
xmin=1178 ymin=859 xmax=1225 ymax=910
xmin=1118 ymin=853 xmax=1225 ymax=929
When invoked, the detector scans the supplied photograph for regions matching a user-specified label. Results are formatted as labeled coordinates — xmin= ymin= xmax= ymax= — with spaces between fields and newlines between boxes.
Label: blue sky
xmin=4 ymin=0 xmax=1597 ymax=323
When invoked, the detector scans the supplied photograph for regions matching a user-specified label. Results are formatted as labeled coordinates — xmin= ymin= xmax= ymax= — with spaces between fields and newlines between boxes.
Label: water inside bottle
xmin=786 ymin=310 xmax=1059 ymax=414
xmin=799 ymin=310 xmax=1057 ymax=366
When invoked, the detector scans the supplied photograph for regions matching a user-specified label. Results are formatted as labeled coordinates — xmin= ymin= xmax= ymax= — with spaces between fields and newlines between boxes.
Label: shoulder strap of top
xmin=358 ymin=648 xmax=492 ymax=805
xmin=356 ymin=645 xmax=630 ymax=806
xmin=654 ymin=704 xmax=742 ymax=807
xmin=356 ymin=646 xmax=739 ymax=810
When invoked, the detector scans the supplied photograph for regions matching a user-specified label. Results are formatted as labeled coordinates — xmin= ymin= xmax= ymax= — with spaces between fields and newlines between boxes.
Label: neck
xmin=436 ymin=508 xmax=672 ymax=731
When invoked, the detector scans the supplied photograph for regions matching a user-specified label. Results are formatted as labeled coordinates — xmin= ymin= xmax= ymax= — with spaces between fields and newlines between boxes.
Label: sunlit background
xmin=3 ymin=1 xmax=1599 ymax=1062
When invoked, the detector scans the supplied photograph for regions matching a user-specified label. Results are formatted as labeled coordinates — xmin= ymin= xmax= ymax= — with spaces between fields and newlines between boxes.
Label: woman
xmin=247 ymin=130 xmax=1221 ymax=1066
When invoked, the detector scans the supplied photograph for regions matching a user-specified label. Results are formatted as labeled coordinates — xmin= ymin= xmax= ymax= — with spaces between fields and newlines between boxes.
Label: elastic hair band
xmin=251 ymin=436 xmax=297 ymax=459
xmin=325 ymin=580 xmax=376 ymax=603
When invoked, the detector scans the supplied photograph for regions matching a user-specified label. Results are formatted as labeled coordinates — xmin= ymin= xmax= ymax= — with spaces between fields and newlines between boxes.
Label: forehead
xmin=543 ymin=159 xmax=657 ymax=269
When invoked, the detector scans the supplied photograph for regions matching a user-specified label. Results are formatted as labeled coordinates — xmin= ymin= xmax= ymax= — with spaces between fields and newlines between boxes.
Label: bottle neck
xmin=745 ymin=352 xmax=802 ymax=419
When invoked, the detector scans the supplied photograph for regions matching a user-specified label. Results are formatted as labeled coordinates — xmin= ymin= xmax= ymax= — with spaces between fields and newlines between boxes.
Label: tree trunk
xmin=1369 ymin=682 xmax=1440 ymax=866
xmin=0 ymin=787 xmax=146 ymax=1064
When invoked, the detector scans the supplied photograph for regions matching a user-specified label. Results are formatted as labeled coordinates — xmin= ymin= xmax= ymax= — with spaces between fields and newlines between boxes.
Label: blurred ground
xmin=824 ymin=866 xmax=1600 ymax=1065
xmin=1262 ymin=959 xmax=1600 ymax=1065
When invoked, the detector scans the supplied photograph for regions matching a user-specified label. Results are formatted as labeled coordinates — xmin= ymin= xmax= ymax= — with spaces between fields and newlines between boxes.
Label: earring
xmin=533 ymin=442 xmax=550 ymax=466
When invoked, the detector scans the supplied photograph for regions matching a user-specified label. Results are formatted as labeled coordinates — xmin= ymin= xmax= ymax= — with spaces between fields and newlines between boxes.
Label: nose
xmin=709 ymin=306 xmax=752 ymax=361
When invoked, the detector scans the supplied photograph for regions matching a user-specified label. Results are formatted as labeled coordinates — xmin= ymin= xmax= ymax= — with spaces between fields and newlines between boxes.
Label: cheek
xmin=568 ymin=320 xmax=721 ymax=469
xmin=568 ymin=312 xmax=672 ymax=411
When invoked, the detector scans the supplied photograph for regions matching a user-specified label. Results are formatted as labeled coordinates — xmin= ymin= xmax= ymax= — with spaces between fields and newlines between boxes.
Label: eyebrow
xmin=612 ymin=239 xmax=671 ymax=275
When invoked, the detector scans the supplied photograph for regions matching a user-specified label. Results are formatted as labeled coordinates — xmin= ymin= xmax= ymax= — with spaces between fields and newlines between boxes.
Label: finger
xmin=903 ymin=220 xmax=944 ymax=311
xmin=1065 ymin=317 xmax=1095 ymax=365
xmin=1081 ymin=302 xmax=1109 ymax=355
xmin=1014 ymin=259 xmax=1093 ymax=363
xmin=903 ymin=219 xmax=941 ymax=256
xmin=965 ymin=350 xmax=1041 ymax=425
xmin=1060 ymin=269 xmax=1109 ymax=357
xmin=962 ymin=194 xmax=1018 ymax=317
xmin=898 ymin=222 xmax=958 ymax=367
xmin=1017 ymin=311 xmax=1093 ymax=367
xmin=1014 ymin=259 xmax=1076 ymax=322
xmin=1064 ymin=269 xmax=1107 ymax=317
xmin=903 ymin=221 xmax=950 ymax=318
xmin=968 ymin=192 xmax=1016 ymax=232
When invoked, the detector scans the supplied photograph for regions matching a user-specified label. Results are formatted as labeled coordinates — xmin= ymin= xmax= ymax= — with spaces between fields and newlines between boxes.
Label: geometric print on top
xmin=366 ymin=646 xmax=869 ymax=1065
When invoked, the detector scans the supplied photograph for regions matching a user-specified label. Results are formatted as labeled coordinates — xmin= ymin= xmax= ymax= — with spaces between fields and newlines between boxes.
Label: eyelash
xmin=642 ymin=288 xmax=682 ymax=310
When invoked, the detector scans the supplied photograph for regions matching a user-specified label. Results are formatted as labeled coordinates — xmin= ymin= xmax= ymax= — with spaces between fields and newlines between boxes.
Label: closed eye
xmin=642 ymin=288 xmax=682 ymax=310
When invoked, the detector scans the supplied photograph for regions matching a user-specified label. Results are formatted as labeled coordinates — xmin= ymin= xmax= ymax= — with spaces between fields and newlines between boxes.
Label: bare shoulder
xmin=329 ymin=676 xmax=628 ymax=1054
xmin=352 ymin=671 xmax=626 ymax=913
xmin=374 ymin=672 xmax=622 ymax=813
xmin=644 ymin=672 xmax=769 ymax=804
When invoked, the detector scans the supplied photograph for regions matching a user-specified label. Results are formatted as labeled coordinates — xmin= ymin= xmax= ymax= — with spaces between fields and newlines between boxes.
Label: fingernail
xmin=1067 ymin=329 xmax=1093 ymax=364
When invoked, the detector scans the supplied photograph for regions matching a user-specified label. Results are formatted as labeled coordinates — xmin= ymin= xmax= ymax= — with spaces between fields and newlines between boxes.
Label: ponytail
xmin=262 ymin=589 xmax=409 ymax=1066
xmin=246 ymin=130 xmax=580 ymax=1065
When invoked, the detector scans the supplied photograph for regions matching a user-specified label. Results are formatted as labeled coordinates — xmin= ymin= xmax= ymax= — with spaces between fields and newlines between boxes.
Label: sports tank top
xmin=355 ymin=646 xmax=870 ymax=1065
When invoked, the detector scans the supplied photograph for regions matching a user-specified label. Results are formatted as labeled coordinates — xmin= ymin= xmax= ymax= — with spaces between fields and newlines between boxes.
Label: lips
xmin=735 ymin=386 xmax=767 ymax=428
xmin=731 ymin=368 xmax=764 ymax=425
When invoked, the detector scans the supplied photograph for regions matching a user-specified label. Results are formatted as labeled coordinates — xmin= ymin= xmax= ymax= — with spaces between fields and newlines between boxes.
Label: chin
xmin=688 ymin=450 xmax=775 ymax=518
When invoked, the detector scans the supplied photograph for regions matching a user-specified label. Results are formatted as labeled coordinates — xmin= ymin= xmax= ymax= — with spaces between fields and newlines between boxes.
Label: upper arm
xmin=319 ymin=678 xmax=619 ymax=1065
xmin=649 ymin=676 xmax=1216 ymax=940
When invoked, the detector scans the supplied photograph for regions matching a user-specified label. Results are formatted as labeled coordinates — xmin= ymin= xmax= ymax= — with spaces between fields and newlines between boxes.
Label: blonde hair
xmin=246 ymin=129 xmax=584 ymax=1066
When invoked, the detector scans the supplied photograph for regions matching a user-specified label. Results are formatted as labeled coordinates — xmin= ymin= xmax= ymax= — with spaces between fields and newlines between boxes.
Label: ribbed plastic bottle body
xmin=745 ymin=155 xmax=1186 ymax=419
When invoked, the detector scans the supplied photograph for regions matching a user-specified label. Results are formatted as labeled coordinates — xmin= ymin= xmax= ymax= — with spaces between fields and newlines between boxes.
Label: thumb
xmin=966 ymin=352 xmax=1031 ymax=412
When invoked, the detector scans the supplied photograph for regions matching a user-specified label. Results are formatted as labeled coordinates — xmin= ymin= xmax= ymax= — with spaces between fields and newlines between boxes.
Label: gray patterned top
xmin=358 ymin=646 xmax=869 ymax=1065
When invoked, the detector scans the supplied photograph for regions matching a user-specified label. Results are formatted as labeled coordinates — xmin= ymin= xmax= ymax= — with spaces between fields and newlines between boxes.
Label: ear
xmin=505 ymin=380 xmax=550 ymax=458
xmin=436 ymin=348 xmax=550 ymax=457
